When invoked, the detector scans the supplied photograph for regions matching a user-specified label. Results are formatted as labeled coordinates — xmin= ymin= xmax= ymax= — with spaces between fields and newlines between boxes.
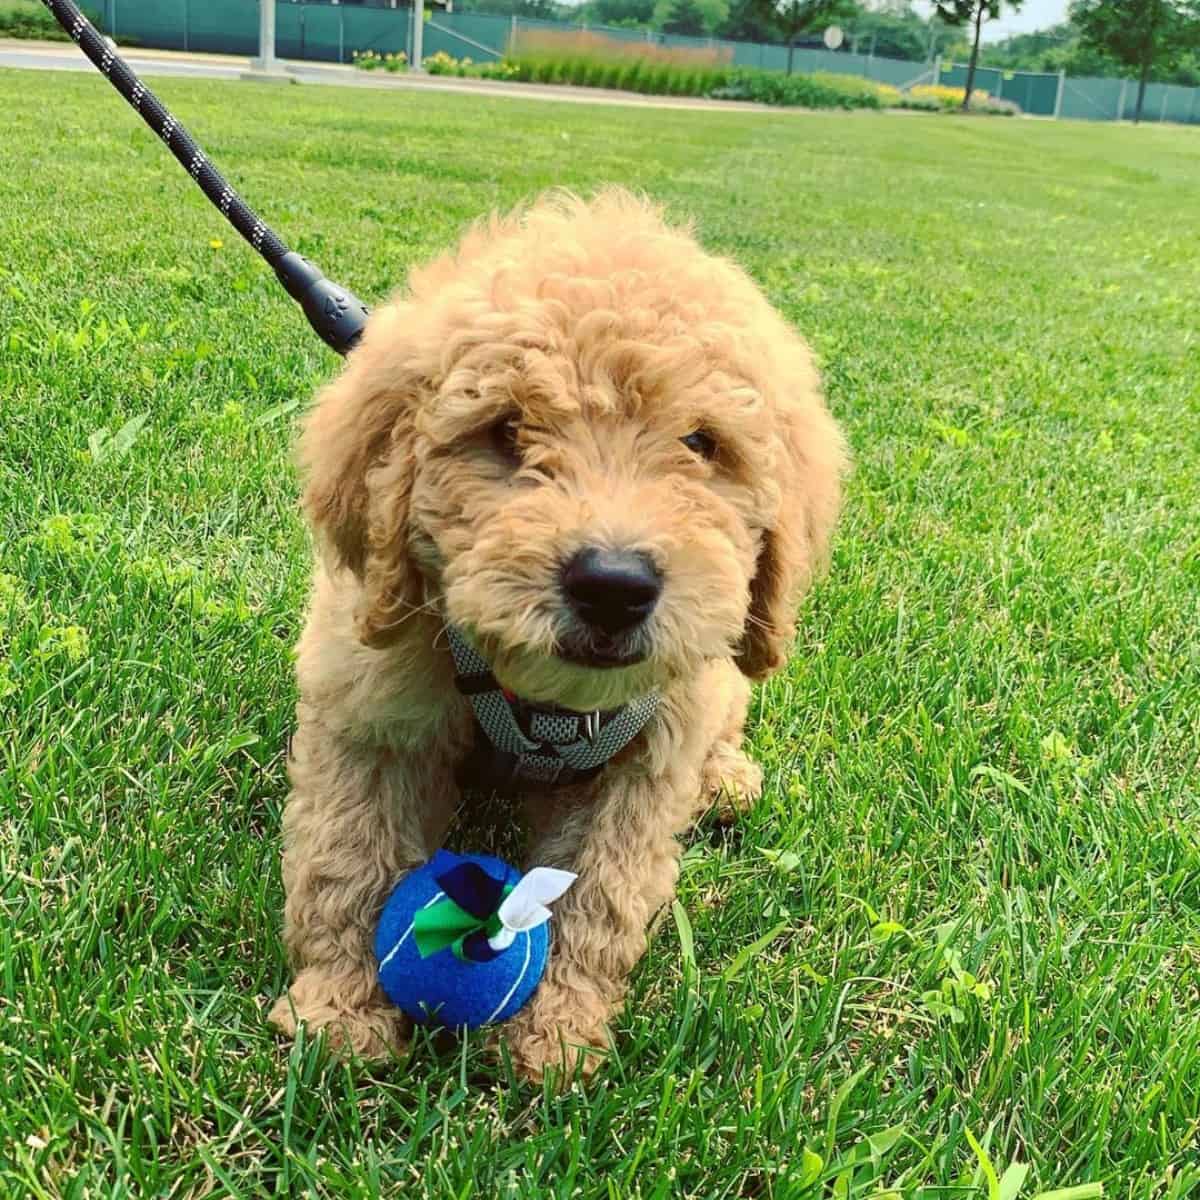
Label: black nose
xmin=562 ymin=548 xmax=662 ymax=636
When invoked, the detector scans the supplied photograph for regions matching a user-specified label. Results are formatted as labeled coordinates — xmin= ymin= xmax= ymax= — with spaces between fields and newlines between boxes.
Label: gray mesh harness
xmin=446 ymin=627 xmax=659 ymax=793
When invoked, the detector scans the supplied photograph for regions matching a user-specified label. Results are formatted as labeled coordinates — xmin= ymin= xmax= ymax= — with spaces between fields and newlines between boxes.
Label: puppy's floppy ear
xmin=735 ymin=347 xmax=846 ymax=681
xmin=298 ymin=308 xmax=427 ymax=648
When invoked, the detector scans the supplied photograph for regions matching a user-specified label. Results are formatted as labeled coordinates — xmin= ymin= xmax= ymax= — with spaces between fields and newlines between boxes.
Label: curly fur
xmin=269 ymin=189 xmax=847 ymax=1080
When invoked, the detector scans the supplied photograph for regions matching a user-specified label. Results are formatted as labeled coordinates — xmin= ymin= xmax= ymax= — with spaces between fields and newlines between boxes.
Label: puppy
xmin=268 ymin=189 xmax=846 ymax=1082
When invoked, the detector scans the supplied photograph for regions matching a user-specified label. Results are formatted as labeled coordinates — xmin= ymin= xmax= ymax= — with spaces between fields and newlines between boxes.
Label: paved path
xmin=0 ymin=37 xmax=836 ymax=116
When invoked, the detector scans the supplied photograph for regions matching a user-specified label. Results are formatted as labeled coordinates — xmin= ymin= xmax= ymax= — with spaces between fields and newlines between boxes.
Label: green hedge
xmin=484 ymin=53 xmax=726 ymax=96
xmin=355 ymin=47 xmax=1017 ymax=116
xmin=481 ymin=55 xmax=897 ymax=109
xmin=711 ymin=69 xmax=886 ymax=109
xmin=0 ymin=0 xmax=76 ymax=40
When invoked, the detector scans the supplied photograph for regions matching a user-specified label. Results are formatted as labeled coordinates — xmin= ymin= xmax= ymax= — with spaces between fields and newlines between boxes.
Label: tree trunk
xmin=787 ymin=35 xmax=795 ymax=75
xmin=1132 ymin=0 xmax=1164 ymax=124
xmin=962 ymin=0 xmax=985 ymax=111
xmin=1134 ymin=52 xmax=1152 ymax=123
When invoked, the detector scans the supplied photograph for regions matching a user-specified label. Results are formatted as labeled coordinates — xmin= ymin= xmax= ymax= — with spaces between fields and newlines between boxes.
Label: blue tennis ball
xmin=374 ymin=851 xmax=549 ymax=1030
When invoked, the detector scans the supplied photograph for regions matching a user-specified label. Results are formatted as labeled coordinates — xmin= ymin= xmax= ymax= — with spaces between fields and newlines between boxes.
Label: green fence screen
xmin=939 ymin=62 xmax=1060 ymax=117
xmin=85 ymin=0 xmax=1199 ymax=124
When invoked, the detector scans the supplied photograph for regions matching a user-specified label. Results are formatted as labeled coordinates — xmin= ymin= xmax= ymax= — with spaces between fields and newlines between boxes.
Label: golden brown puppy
xmin=269 ymin=189 xmax=846 ymax=1082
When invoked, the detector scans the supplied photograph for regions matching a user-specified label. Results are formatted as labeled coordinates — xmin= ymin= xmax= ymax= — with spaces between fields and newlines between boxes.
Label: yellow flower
xmin=910 ymin=83 xmax=987 ymax=106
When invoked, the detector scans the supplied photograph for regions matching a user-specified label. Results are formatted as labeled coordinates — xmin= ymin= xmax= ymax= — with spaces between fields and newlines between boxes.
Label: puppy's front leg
xmin=268 ymin=702 xmax=458 ymax=1059
xmin=504 ymin=759 xmax=699 ymax=1084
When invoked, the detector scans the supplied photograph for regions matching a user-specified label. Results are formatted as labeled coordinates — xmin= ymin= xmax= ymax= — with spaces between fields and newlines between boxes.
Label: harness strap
xmin=445 ymin=627 xmax=659 ymax=792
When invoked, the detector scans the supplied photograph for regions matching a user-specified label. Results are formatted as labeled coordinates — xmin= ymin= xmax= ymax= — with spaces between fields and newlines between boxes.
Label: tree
xmin=718 ymin=0 xmax=780 ymax=41
xmin=768 ymin=0 xmax=860 ymax=73
xmin=932 ymin=0 xmax=1024 ymax=109
xmin=980 ymin=22 xmax=1074 ymax=71
xmin=848 ymin=5 xmax=931 ymax=60
xmin=661 ymin=0 xmax=709 ymax=32
xmin=1071 ymin=0 xmax=1200 ymax=121
xmin=576 ymin=0 xmax=657 ymax=28
xmin=651 ymin=0 xmax=729 ymax=32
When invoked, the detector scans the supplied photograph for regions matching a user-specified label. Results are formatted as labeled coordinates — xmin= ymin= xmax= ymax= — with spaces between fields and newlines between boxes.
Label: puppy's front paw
xmin=502 ymin=1017 xmax=609 ymax=1087
xmin=702 ymin=745 xmax=763 ymax=823
xmin=269 ymin=968 xmax=409 ymax=1061
xmin=501 ymin=984 xmax=611 ymax=1087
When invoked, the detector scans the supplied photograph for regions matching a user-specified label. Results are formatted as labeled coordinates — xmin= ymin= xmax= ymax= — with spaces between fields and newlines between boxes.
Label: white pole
xmin=1117 ymin=77 xmax=1127 ymax=121
xmin=1160 ymin=88 xmax=1168 ymax=122
xmin=932 ymin=53 xmax=941 ymax=86
xmin=253 ymin=0 xmax=277 ymax=70
xmin=411 ymin=0 xmax=424 ymax=71
xmin=1054 ymin=68 xmax=1064 ymax=119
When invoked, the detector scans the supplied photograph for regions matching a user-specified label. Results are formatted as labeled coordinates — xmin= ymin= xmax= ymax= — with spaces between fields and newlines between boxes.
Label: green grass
xmin=1 ymin=69 xmax=1199 ymax=1199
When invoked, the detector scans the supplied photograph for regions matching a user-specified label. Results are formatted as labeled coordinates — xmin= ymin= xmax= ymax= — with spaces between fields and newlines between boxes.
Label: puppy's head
xmin=300 ymin=190 xmax=845 ymax=711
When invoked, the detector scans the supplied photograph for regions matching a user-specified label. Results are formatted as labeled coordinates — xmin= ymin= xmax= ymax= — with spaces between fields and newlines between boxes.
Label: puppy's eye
xmin=680 ymin=430 xmax=718 ymax=461
xmin=490 ymin=416 xmax=521 ymax=464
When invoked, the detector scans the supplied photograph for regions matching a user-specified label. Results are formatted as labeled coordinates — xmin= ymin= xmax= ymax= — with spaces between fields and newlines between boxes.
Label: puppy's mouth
xmin=555 ymin=630 xmax=648 ymax=670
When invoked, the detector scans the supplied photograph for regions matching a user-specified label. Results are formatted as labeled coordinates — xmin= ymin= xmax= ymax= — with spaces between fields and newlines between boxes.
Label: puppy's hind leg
xmin=268 ymin=704 xmax=457 ymax=1060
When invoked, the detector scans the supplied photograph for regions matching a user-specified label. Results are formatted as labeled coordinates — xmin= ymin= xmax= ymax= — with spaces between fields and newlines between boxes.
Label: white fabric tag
xmin=487 ymin=868 xmax=577 ymax=951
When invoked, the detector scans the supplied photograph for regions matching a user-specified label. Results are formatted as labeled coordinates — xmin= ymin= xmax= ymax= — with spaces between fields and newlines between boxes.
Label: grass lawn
xmin=1 ymin=69 xmax=1198 ymax=1198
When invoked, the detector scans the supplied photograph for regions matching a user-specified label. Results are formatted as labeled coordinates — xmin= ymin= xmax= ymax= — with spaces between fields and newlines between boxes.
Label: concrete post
xmin=411 ymin=0 xmax=424 ymax=71
xmin=1054 ymin=68 xmax=1065 ymax=119
xmin=1117 ymin=77 xmax=1127 ymax=121
xmin=244 ymin=0 xmax=293 ymax=80
xmin=252 ymin=0 xmax=277 ymax=70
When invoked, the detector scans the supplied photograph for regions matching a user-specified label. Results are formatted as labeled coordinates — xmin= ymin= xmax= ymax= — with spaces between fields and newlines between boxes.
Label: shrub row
xmin=482 ymin=55 xmax=898 ymax=109
xmin=488 ymin=53 xmax=732 ymax=97
xmin=908 ymin=83 xmax=1019 ymax=116
xmin=710 ymin=69 xmax=888 ymax=109
xmin=349 ymin=46 xmax=1020 ymax=116
xmin=0 ymin=0 xmax=76 ymax=40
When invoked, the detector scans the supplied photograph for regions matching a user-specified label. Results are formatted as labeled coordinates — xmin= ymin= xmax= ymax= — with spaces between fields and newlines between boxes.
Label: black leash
xmin=39 ymin=0 xmax=369 ymax=356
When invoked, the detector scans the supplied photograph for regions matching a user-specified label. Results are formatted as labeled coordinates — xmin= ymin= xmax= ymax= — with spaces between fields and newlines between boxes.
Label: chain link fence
xmin=83 ymin=0 xmax=1200 ymax=124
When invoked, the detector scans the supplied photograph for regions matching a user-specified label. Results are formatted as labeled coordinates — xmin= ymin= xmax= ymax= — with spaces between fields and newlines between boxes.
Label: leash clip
xmin=582 ymin=711 xmax=601 ymax=743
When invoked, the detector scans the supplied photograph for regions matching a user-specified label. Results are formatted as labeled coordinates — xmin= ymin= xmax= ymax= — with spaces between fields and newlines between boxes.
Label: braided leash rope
xmin=39 ymin=0 xmax=369 ymax=355
xmin=37 ymin=7 xmax=662 ymax=792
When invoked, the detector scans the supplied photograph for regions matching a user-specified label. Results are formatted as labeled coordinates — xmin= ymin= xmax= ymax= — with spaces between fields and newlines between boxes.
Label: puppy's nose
xmin=562 ymin=548 xmax=662 ymax=636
